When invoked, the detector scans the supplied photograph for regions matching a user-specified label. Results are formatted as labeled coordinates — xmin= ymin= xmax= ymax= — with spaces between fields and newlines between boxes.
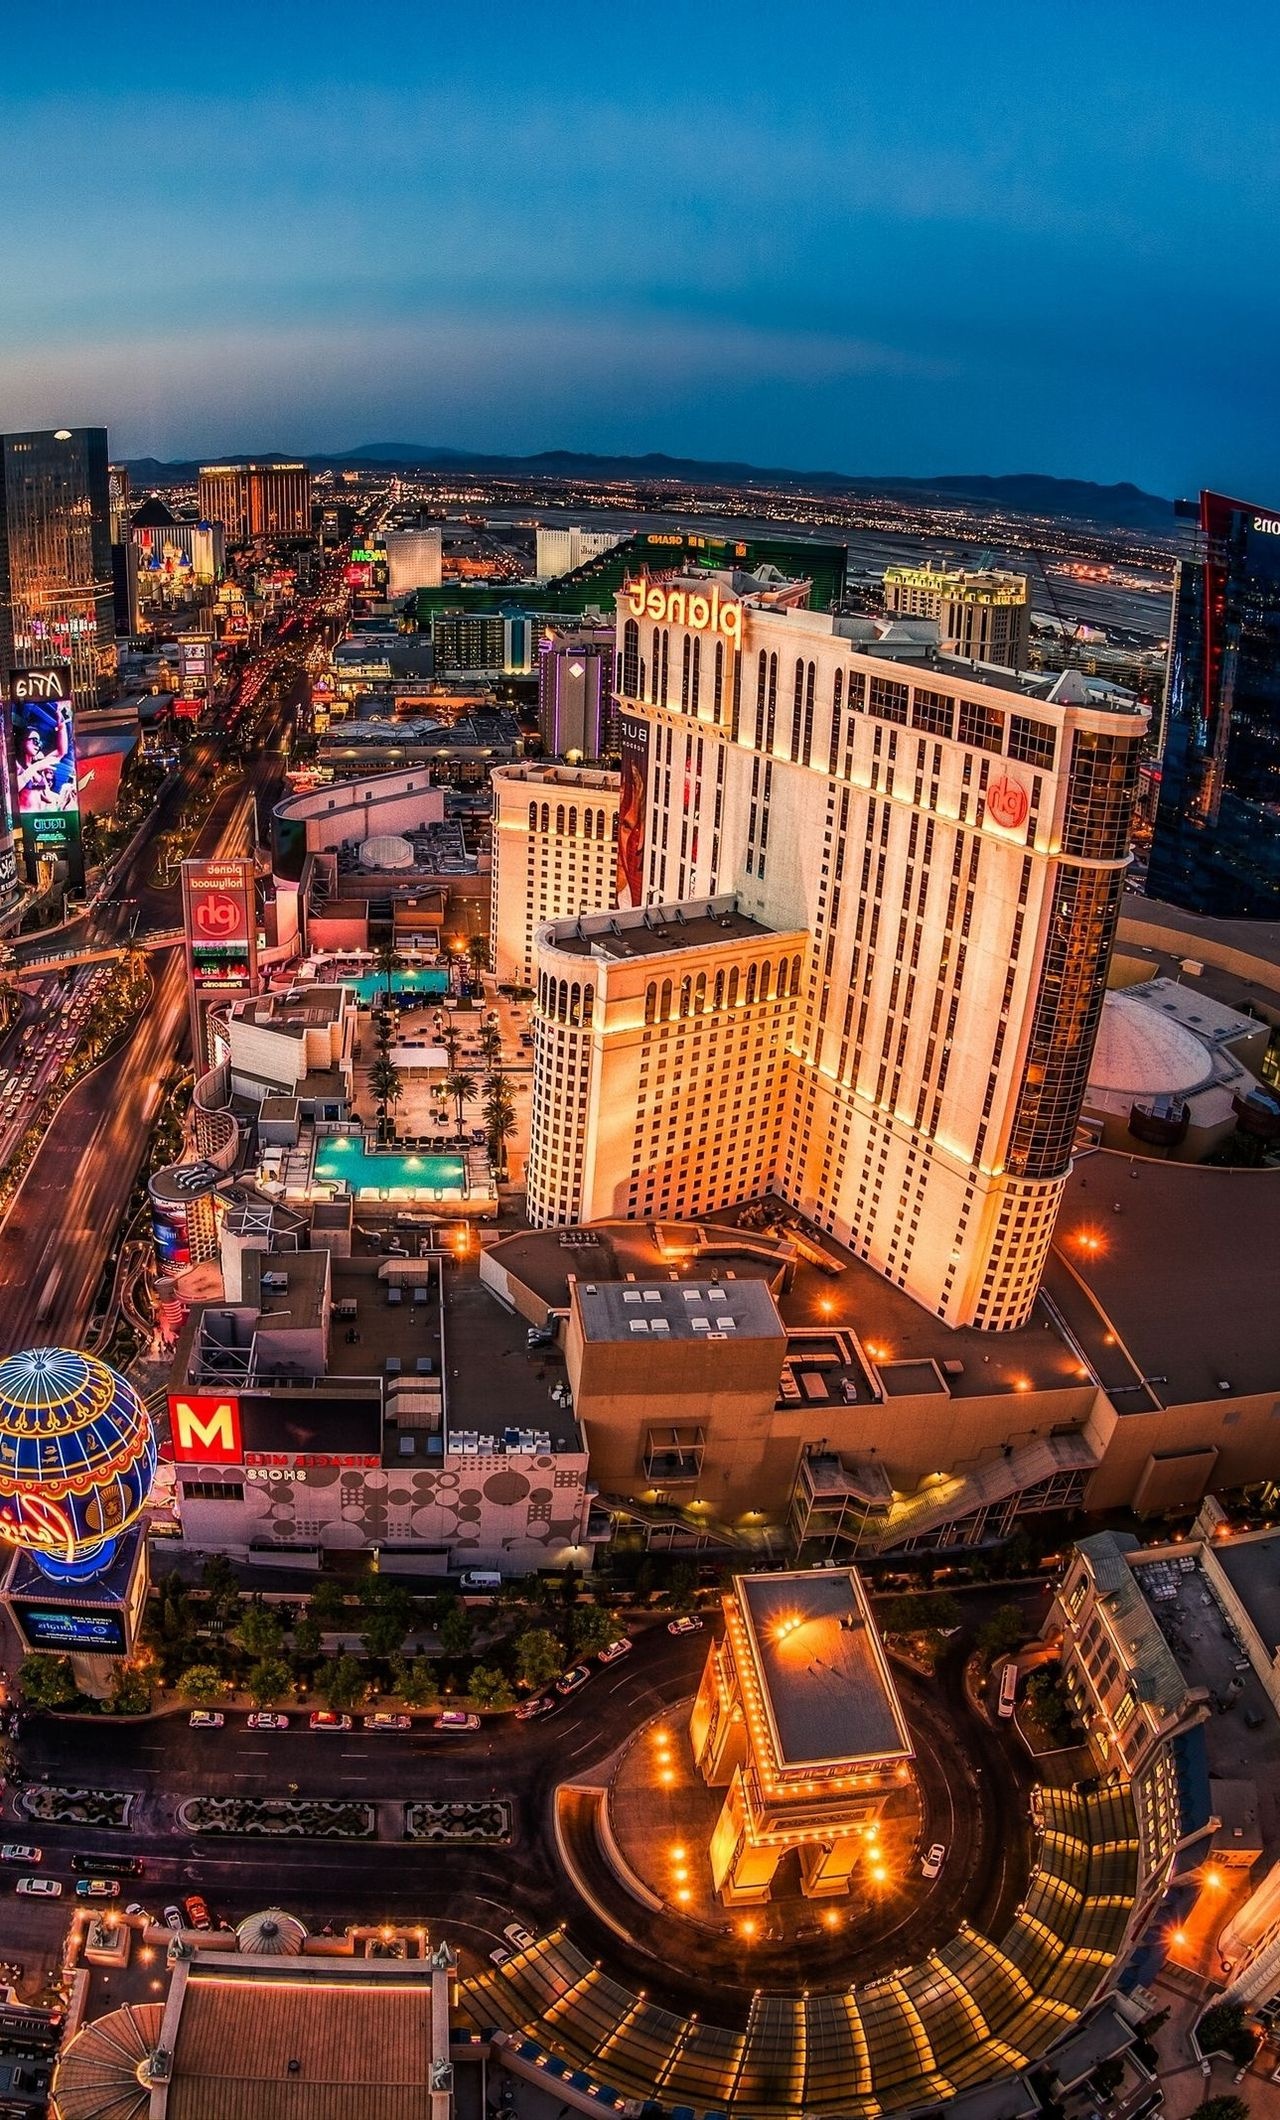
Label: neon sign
xmin=168 ymin=1395 xmax=243 ymax=1464
xmin=0 ymin=1491 xmax=78 ymax=1565
xmin=625 ymin=580 xmax=742 ymax=646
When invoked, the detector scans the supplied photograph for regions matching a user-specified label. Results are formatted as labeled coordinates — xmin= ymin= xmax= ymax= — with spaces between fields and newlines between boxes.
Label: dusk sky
xmin=4 ymin=0 xmax=1278 ymax=495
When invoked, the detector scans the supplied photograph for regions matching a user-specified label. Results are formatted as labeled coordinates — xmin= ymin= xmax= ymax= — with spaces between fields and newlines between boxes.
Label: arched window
xmin=766 ymin=654 xmax=778 ymax=752
xmin=595 ymin=809 xmax=605 ymax=839
xmin=713 ymin=969 xmax=725 ymax=1010
xmin=556 ymin=981 xmax=567 ymax=1023
xmin=694 ymin=971 xmax=706 ymax=1014
xmin=691 ymin=637 xmax=701 ymax=717
xmin=754 ymin=650 xmax=768 ymax=748
xmin=713 ymin=638 xmax=724 ymax=719
xmin=568 ymin=806 xmax=577 ymax=835
xmin=555 ymin=804 xmax=565 ymax=834
xmin=583 ymin=984 xmax=594 ymax=1019
xmin=790 ymin=954 xmax=802 ymax=995
xmin=678 ymin=975 xmax=691 ymax=1017
xmin=528 ymin=801 xmax=537 ymax=829
xmin=660 ymin=629 xmax=670 ymax=706
xmin=790 ymin=659 xmax=805 ymax=759
xmin=621 ymin=618 xmax=640 ymax=695
xmin=828 ymin=668 xmax=844 ymax=777
xmin=660 ymin=978 xmax=673 ymax=1020
xmin=681 ymin=634 xmax=692 ymax=711
xmin=760 ymin=961 xmax=772 ymax=1001
xmin=644 ymin=982 xmax=657 ymax=1024
xmin=540 ymin=803 xmax=549 ymax=832
xmin=569 ymin=982 xmax=581 ymax=1027
xmin=803 ymin=661 xmax=816 ymax=765
xmin=745 ymin=964 xmax=757 ymax=1004
xmin=728 ymin=967 xmax=740 ymax=1007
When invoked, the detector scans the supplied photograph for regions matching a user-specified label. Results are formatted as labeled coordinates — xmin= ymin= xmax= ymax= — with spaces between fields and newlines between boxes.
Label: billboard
xmin=10 ymin=1601 xmax=128 ymax=1655
xmin=7 ymin=665 xmax=84 ymax=886
xmin=168 ymin=1393 xmax=243 ymax=1465
xmin=182 ymin=857 xmax=257 ymax=991
xmin=616 ymin=711 xmax=650 ymax=907
xmin=151 ymin=1194 xmax=190 ymax=1269
xmin=176 ymin=634 xmax=213 ymax=721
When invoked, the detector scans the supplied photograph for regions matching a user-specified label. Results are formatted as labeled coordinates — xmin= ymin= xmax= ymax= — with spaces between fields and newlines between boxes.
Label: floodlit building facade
xmin=527 ymin=579 xmax=1145 ymax=1330
xmin=535 ymin=524 xmax=626 ymax=580
xmin=883 ymin=563 xmax=1031 ymax=670
xmin=198 ymin=461 xmax=312 ymax=542
xmin=489 ymin=763 xmax=619 ymax=989
xmin=691 ymin=1568 xmax=915 ymax=1903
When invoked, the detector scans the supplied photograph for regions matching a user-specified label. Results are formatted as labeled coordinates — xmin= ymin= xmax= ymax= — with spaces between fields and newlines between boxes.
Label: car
xmin=309 ymin=1712 xmax=353 ymax=1732
xmin=125 ymin=1902 xmax=147 ymax=1918
xmin=921 ymin=1843 xmax=947 ymax=1880
xmin=513 ymin=1694 xmax=557 ymax=1721
xmin=489 ymin=1944 xmax=511 ymax=1966
xmin=246 ymin=1712 xmax=289 ymax=1731
xmin=555 ymin=1665 xmax=591 ymax=1696
xmin=189 ymin=1711 xmax=224 ymax=1729
xmin=15 ymin=1878 xmax=60 ymax=1898
xmin=75 ymin=1878 xmax=120 ymax=1900
xmin=596 ymin=1638 xmax=632 ymax=1665
xmin=363 ymin=1713 xmax=412 ymax=1732
xmin=183 ymin=1894 xmax=212 ymax=1931
xmin=163 ymin=1904 xmax=184 ymax=1930
xmin=667 ymin=1615 xmax=704 ymax=1636
xmin=0 ymin=1845 xmax=41 ymax=1865
xmin=503 ymin=1923 xmax=534 ymax=1951
xmin=433 ymin=1711 xmax=480 ymax=1732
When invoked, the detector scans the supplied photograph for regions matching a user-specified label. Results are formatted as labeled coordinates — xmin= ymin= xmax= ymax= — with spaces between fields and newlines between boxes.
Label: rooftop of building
xmin=571 ymin=1273 xmax=785 ymax=1346
xmin=1118 ymin=889 xmax=1280 ymax=1004
xmin=228 ymin=987 xmax=350 ymax=1039
xmin=1044 ymin=1150 xmax=1280 ymax=1410
xmin=734 ymin=1568 xmax=914 ymax=1770
xmin=1210 ymin=1531 xmax=1280 ymax=1655
xmin=1074 ymin=1532 xmax=1193 ymax=1718
xmin=484 ymin=1219 xmax=792 ymax=1312
xmin=543 ymin=894 xmax=801 ymax=963
xmin=492 ymin=760 xmax=619 ymax=790
xmin=242 ymin=1249 xmax=330 ymax=1334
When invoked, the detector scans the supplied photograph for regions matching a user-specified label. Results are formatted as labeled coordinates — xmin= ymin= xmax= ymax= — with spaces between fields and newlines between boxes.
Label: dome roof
xmin=50 ymin=2000 xmax=163 ymax=2120
xmin=0 ymin=1347 xmax=157 ymax=1576
xmin=1088 ymin=989 xmax=1210 ymax=1099
xmin=359 ymin=833 xmax=414 ymax=871
xmin=235 ymin=1907 xmax=308 ymax=1955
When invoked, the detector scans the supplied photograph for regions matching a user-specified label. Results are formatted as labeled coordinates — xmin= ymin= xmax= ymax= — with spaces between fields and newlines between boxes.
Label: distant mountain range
xmin=123 ymin=442 xmax=1175 ymax=532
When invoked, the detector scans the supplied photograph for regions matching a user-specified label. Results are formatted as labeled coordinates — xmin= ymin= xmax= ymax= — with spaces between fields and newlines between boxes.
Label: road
xmin=1 ymin=1608 xmax=1038 ymax=2021
xmin=0 ymin=634 xmax=320 ymax=1356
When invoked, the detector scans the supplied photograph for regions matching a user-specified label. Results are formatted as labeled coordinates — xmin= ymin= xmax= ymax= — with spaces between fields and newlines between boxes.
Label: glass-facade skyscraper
xmin=0 ymin=427 xmax=117 ymax=708
xmin=1148 ymin=489 xmax=1280 ymax=916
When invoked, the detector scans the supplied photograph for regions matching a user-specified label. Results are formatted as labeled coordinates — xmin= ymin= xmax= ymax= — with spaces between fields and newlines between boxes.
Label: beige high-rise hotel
xmin=521 ymin=574 xmax=1144 ymax=1331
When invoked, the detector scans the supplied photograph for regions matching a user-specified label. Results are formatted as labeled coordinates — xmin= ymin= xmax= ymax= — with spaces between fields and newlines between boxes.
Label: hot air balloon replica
xmin=0 ymin=1348 xmax=157 ymax=1672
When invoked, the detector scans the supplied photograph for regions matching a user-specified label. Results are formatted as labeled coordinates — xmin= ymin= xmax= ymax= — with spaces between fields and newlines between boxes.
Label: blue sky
xmin=2 ymin=0 xmax=1277 ymax=494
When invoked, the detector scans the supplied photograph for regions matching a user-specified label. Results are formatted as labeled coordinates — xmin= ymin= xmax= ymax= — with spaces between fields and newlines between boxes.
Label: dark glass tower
xmin=1148 ymin=489 xmax=1280 ymax=916
xmin=0 ymin=427 xmax=116 ymax=708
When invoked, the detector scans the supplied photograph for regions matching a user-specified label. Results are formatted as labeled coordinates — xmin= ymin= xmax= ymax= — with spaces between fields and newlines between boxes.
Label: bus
xmin=997 ymin=1663 xmax=1019 ymax=1719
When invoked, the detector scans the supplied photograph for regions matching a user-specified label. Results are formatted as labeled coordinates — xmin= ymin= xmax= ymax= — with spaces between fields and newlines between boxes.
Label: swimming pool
xmin=337 ymin=968 xmax=452 ymax=1005
xmin=314 ymin=1134 xmax=467 ymax=1198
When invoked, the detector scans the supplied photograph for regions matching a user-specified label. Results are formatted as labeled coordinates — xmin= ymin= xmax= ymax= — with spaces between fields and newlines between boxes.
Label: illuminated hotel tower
xmin=527 ymin=577 xmax=1145 ymax=1330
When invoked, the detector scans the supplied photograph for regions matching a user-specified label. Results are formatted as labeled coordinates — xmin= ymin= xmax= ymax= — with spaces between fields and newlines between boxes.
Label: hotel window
xmin=869 ymin=676 xmax=909 ymax=724
xmin=1008 ymin=714 xmax=1056 ymax=770
xmin=957 ymin=699 xmax=1005 ymax=753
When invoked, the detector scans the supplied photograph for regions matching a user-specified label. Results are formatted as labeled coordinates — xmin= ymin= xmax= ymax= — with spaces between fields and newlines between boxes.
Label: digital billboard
xmin=175 ymin=634 xmax=213 ymax=722
xmin=7 ymin=665 xmax=84 ymax=886
xmin=181 ymin=857 xmax=257 ymax=990
xmin=151 ymin=1194 xmax=190 ymax=1269
xmin=616 ymin=711 xmax=650 ymax=907
xmin=11 ymin=1601 xmax=128 ymax=1655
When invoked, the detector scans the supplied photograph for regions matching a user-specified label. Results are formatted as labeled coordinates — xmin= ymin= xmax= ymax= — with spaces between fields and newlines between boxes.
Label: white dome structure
xmin=359 ymin=833 xmax=415 ymax=871
xmin=1088 ymin=989 xmax=1209 ymax=1098
xmin=235 ymin=1907 xmax=308 ymax=1956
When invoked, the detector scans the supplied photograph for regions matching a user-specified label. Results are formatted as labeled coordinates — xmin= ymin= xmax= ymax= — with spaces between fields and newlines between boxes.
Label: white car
xmin=921 ymin=1842 xmax=947 ymax=1880
xmin=363 ymin=1713 xmax=412 ymax=1732
xmin=489 ymin=1944 xmax=511 ymax=1966
xmin=503 ymin=1923 xmax=534 ymax=1951
xmin=0 ymin=1845 xmax=41 ymax=1864
xmin=667 ymin=1615 xmax=703 ymax=1636
xmin=15 ymin=1877 xmax=60 ymax=1897
xmin=189 ymin=1711 xmax=224 ymax=1729
xmin=596 ymin=1638 xmax=632 ymax=1665
xmin=246 ymin=1712 xmax=290 ymax=1731
xmin=433 ymin=1711 xmax=480 ymax=1733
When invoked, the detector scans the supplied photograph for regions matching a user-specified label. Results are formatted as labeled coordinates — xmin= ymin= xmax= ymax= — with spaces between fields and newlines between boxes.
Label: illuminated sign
xmin=168 ymin=1394 xmax=243 ymax=1465
xmin=245 ymin=1454 xmax=379 ymax=1478
xmin=986 ymin=772 xmax=1031 ymax=832
xmin=7 ymin=665 xmax=84 ymax=887
xmin=181 ymin=858 xmax=257 ymax=995
xmin=11 ymin=1603 xmax=127 ymax=1655
xmin=0 ymin=1491 xmax=79 ymax=1566
xmin=624 ymin=580 xmax=741 ymax=646
xmin=1253 ymin=516 xmax=1280 ymax=536
xmin=616 ymin=713 xmax=650 ymax=909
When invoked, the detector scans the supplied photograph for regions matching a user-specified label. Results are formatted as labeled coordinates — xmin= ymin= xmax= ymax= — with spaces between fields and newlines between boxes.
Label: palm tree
xmin=374 ymin=937 xmax=399 ymax=1003
xmin=443 ymin=1068 xmax=477 ymax=1141
xmin=483 ymin=1076 xmax=518 ymax=1176
xmin=370 ymin=1057 xmax=403 ymax=1143
xmin=478 ymin=1021 xmax=502 ymax=1069
xmin=466 ymin=935 xmax=490 ymax=977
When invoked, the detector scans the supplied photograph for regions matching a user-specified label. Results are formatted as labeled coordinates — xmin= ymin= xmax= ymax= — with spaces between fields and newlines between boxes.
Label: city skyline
xmin=4 ymin=1 xmax=1279 ymax=495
